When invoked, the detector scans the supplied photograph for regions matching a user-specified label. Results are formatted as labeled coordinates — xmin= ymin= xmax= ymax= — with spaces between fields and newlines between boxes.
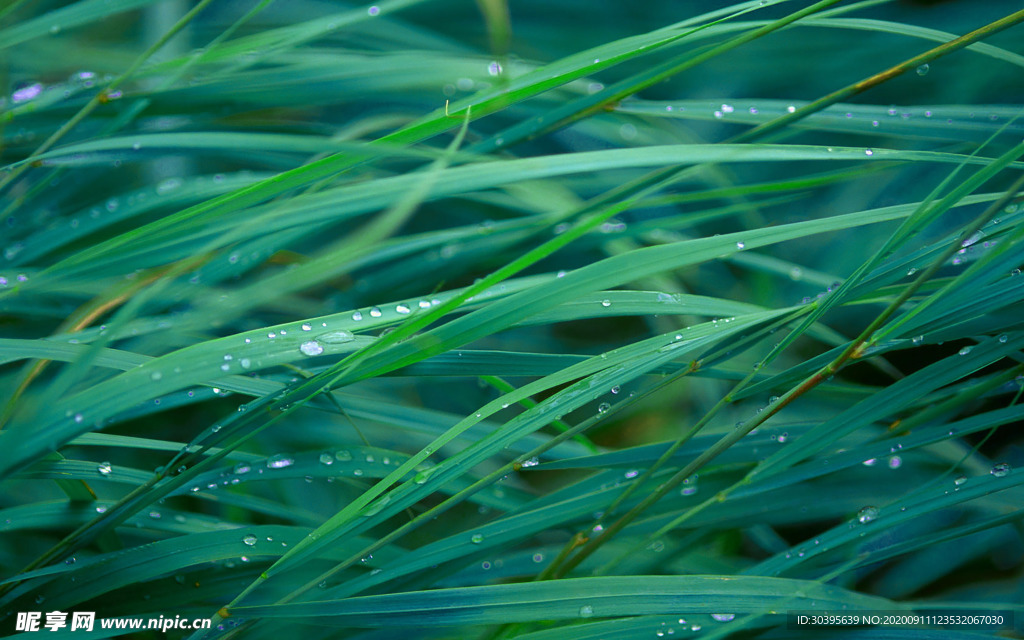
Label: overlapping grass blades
xmin=2 ymin=0 xmax=1023 ymax=639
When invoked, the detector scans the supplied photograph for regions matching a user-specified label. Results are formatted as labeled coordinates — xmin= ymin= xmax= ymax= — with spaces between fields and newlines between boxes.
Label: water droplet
xmin=335 ymin=449 xmax=353 ymax=462
xmin=156 ymin=177 xmax=182 ymax=194
xmin=958 ymin=346 xmax=972 ymax=356
xmin=97 ymin=461 xmax=112 ymax=476
xmin=610 ymin=385 xmax=620 ymax=394
xmin=352 ymin=310 xmax=363 ymax=321
xmin=864 ymin=149 xmax=874 ymax=156
xmin=233 ymin=463 xmax=251 ymax=474
xmin=856 ymin=506 xmax=879 ymax=524
xmin=471 ymin=533 xmax=484 ymax=544
xmin=317 ymin=330 xmax=353 ymax=344
xmin=487 ymin=61 xmax=502 ymax=76
xmin=712 ymin=614 xmax=735 ymax=622
xmin=266 ymin=454 xmax=294 ymax=469
xmin=299 ymin=341 xmax=324 ymax=356
xmin=369 ymin=306 xmax=383 ymax=318
xmin=998 ymin=334 xmax=1008 ymax=343
xmin=597 ymin=402 xmax=611 ymax=414
xmin=990 ymin=462 xmax=1011 ymax=477
xmin=912 ymin=335 xmax=924 ymax=344
xmin=242 ymin=534 xmax=258 ymax=546
xmin=319 ymin=452 xmax=334 ymax=465
xmin=12 ymin=82 xmax=43 ymax=103
xmin=367 ymin=5 xmax=380 ymax=15
xmin=736 ymin=241 xmax=745 ymax=249
xmin=916 ymin=63 xmax=930 ymax=76
xmin=888 ymin=456 xmax=902 ymax=469
xmin=578 ymin=605 xmax=594 ymax=618
xmin=601 ymin=299 xmax=611 ymax=307
xmin=954 ymin=475 xmax=968 ymax=486
xmin=862 ymin=458 xmax=877 ymax=467
xmin=396 ymin=303 xmax=411 ymax=314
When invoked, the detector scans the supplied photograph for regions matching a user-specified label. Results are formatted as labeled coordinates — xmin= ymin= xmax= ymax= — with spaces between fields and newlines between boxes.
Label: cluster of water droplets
xmin=0 ymin=273 xmax=29 ymax=288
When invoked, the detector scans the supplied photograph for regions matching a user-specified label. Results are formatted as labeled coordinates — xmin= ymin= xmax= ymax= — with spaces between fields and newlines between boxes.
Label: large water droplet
xmin=916 ymin=63 xmax=930 ymax=76
xmin=97 ymin=461 xmax=112 ymax=476
xmin=856 ymin=506 xmax=879 ymax=523
xmin=471 ymin=533 xmax=484 ymax=544
xmin=267 ymin=454 xmax=294 ymax=469
xmin=711 ymin=614 xmax=735 ymax=622
xmin=299 ymin=341 xmax=324 ymax=356
xmin=990 ymin=462 xmax=1011 ymax=477
xmin=242 ymin=534 xmax=258 ymax=546
xmin=317 ymin=330 xmax=353 ymax=344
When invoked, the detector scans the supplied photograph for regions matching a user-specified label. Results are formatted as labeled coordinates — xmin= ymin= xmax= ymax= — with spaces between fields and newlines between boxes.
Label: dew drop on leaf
xmin=856 ymin=506 xmax=879 ymax=523
xmin=242 ymin=534 xmax=257 ymax=546
xmin=299 ymin=340 xmax=324 ymax=356
xmin=266 ymin=454 xmax=294 ymax=469
xmin=990 ymin=462 xmax=1011 ymax=477
xmin=317 ymin=330 xmax=354 ymax=344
